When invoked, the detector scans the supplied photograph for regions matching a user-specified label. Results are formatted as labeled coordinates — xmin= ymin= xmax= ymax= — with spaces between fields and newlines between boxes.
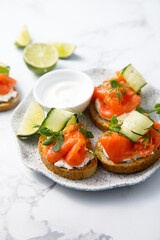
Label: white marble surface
xmin=1 ymin=0 xmax=160 ymax=239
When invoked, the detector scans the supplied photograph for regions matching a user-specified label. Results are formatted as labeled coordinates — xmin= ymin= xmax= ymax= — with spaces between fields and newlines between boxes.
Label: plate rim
xmin=10 ymin=67 xmax=160 ymax=191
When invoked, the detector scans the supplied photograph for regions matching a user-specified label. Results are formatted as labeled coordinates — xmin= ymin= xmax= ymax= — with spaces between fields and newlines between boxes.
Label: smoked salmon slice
xmin=93 ymin=73 xmax=141 ymax=119
xmin=45 ymin=123 xmax=87 ymax=166
xmin=99 ymin=121 xmax=160 ymax=163
xmin=0 ymin=74 xmax=16 ymax=95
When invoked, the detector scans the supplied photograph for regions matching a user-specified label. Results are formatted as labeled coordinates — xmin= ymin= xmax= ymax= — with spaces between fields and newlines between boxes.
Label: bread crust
xmin=96 ymin=141 xmax=160 ymax=173
xmin=0 ymin=88 xmax=19 ymax=112
xmin=89 ymin=100 xmax=110 ymax=131
xmin=38 ymin=136 xmax=98 ymax=180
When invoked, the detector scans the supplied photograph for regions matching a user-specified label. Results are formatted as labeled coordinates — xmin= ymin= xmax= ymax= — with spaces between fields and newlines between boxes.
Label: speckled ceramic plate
xmin=11 ymin=68 xmax=160 ymax=191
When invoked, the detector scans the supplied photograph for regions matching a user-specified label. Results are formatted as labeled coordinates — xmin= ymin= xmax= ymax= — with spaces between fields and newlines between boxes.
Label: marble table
xmin=1 ymin=0 xmax=160 ymax=239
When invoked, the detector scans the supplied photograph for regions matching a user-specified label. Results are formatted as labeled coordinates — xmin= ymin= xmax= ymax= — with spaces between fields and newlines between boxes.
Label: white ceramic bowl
xmin=33 ymin=69 xmax=94 ymax=113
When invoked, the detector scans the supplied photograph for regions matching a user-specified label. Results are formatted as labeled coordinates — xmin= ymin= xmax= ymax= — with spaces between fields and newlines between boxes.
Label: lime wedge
xmin=23 ymin=43 xmax=58 ymax=75
xmin=51 ymin=42 xmax=76 ymax=58
xmin=0 ymin=62 xmax=10 ymax=75
xmin=17 ymin=101 xmax=44 ymax=138
xmin=15 ymin=26 xmax=30 ymax=47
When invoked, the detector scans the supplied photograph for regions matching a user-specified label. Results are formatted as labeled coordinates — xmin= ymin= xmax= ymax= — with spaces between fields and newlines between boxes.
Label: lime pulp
xmin=15 ymin=25 xmax=30 ymax=47
xmin=23 ymin=43 xmax=58 ymax=75
xmin=17 ymin=101 xmax=44 ymax=138
xmin=51 ymin=42 xmax=76 ymax=58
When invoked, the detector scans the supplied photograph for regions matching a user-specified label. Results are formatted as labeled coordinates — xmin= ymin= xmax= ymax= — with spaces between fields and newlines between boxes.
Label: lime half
xmin=0 ymin=62 xmax=10 ymax=75
xmin=17 ymin=101 xmax=44 ymax=138
xmin=51 ymin=42 xmax=76 ymax=58
xmin=15 ymin=26 xmax=30 ymax=47
xmin=23 ymin=43 xmax=58 ymax=75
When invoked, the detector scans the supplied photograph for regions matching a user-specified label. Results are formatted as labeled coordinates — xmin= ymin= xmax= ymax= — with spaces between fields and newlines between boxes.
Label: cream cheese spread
xmin=0 ymin=88 xmax=17 ymax=102
xmin=42 ymin=79 xmax=89 ymax=109
xmin=103 ymin=147 xmax=140 ymax=163
xmin=54 ymin=151 xmax=94 ymax=170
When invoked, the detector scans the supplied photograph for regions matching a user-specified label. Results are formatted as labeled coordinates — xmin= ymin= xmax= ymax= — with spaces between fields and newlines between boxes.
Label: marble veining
xmin=1 ymin=0 xmax=160 ymax=239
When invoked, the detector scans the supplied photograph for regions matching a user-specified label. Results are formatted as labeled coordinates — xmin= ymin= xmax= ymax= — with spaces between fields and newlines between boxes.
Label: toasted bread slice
xmin=96 ymin=140 xmax=160 ymax=173
xmin=38 ymin=136 xmax=98 ymax=180
xmin=89 ymin=95 xmax=141 ymax=131
xmin=89 ymin=100 xmax=110 ymax=131
xmin=0 ymin=88 xmax=19 ymax=112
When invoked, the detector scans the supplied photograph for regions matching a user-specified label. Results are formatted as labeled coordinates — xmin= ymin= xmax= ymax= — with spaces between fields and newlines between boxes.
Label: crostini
xmin=95 ymin=110 xmax=160 ymax=173
xmin=38 ymin=123 xmax=97 ymax=179
xmin=89 ymin=64 xmax=146 ymax=131
xmin=0 ymin=73 xmax=19 ymax=112
xmin=33 ymin=108 xmax=97 ymax=180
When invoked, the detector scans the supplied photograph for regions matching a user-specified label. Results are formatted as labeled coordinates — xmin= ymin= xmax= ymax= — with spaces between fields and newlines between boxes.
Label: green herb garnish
xmin=38 ymin=127 xmax=54 ymax=136
xmin=52 ymin=132 xmax=64 ymax=152
xmin=39 ymin=128 xmax=65 ymax=152
xmin=142 ymin=131 xmax=152 ymax=148
xmin=78 ymin=124 xmax=94 ymax=138
xmin=131 ymin=129 xmax=153 ymax=148
xmin=110 ymin=125 xmax=121 ymax=133
xmin=109 ymin=115 xmax=121 ymax=133
xmin=36 ymin=126 xmax=65 ymax=152
xmin=152 ymin=125 xmax=160 ymax=133
xmin=88 ymin=148 xmax=102 ymax=160
xmin=77 ymin=113 xmax=94 ymax=139
xmin=110 ymin=114 xmax=118 ymax=124
xmin=41 ymin=135 xmax=57 ymax=146
xmin=137 ymin=103 xmax=160 ymax=114
xmin=109 ymin=79 xmax=127 ymax=104
xmin=37 ymin=112 xmax=94 ymax=153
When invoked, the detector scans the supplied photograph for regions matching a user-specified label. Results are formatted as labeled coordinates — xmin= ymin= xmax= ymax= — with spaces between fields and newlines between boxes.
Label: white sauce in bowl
xmin=33 ymin=69 xmax=94 ymax=113
xmin=42 ymin=79 xmax=89 ymax=109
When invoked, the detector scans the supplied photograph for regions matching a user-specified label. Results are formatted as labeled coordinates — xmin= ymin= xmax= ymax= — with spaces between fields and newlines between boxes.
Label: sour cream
xmin=42 ymin=79 xmax=89 ymax=109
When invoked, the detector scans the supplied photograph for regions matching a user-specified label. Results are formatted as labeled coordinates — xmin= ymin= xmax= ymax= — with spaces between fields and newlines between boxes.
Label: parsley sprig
xmin=137 ymin=103 xmax=160 ymax=114
xmin=37 ymin=127 xmax=65 ymax=152
xmin=35 ymin=113 xmax=94 ymax=152
xmin=109 ymin=115 xmax=121 ymax=133
xmin=77 ymin=113 xmax=94 ymax=139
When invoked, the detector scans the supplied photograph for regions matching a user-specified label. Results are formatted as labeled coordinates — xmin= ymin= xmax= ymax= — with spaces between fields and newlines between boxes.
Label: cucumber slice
xmin=121 ymin=64 xmax=147 ymax=92
xmin=120 ymin=110 xmax=153 ymax=142
xmin=41 ymin=108 xmax=77 ymax=132
xmin=66 ymin=114 xmax=77 ymax=125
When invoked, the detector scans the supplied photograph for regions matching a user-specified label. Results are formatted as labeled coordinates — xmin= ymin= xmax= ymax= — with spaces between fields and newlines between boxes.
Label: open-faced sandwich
xmin=89 ymin=64 xmax=146 ymax=131
xmin=38 ymin=109 xmax=97 ymax=179
xmin=17 ymin=102 xmax=97 ymax=179
xmin=95 ymin=108 xmax=160 ymax=173
xmin=0 ymin=63 xmax=19 ymax=112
